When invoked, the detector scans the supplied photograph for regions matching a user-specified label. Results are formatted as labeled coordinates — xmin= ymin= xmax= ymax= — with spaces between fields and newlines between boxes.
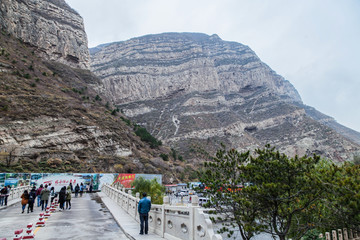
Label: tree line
xmin=199 ymin=144 xmax=360 ymax=240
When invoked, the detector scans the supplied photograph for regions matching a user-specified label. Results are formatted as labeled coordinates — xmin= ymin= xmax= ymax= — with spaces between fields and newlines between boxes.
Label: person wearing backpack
xmin=28 ymin=186 xmax=36 ymax=213
xmin=21 ymin=190 xmax=29 ymax=214
xmin=66 ymin=185 xmax=72 ymax=210
xmin=74 ymin=184 xmax=80 ymax=198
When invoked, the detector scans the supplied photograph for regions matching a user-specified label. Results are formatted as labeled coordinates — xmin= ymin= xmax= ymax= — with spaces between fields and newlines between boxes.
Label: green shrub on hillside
xmin=134 ymin=125 xmax=162 ymax=148
xmin=160 ymin=153 xmax=169 ymax=161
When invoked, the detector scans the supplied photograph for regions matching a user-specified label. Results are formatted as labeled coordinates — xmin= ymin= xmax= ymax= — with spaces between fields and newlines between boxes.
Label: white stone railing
xmin=320 ymin=228 xmax=360 ymax=240
xmin=102 ymin=183 xmax=222 ymax=240
xmin=5 ymin=185 xmax=31 ymax=202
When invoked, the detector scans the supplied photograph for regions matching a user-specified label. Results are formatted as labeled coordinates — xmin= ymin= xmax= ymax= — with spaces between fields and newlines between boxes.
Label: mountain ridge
xmin=90 ymin=32 xmax=360 ymax=162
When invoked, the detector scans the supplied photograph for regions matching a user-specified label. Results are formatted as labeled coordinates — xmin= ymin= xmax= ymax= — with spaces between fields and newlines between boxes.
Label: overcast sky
xmin=66 ymin=0 xmax=360 ymax=133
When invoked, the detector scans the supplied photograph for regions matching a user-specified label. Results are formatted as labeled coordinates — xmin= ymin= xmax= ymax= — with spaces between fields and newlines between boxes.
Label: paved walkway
xmin=98 ymin=191 xmax=165 ymax=240
xmin=0 ymin=193 xmax=127 ymax=239
xmin=0 ymin=192 xmax=166 ymax=240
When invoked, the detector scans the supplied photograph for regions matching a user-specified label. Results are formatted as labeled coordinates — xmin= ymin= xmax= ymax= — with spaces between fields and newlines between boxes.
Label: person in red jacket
xmin=36 ymin=184 xmax=43 ymax=207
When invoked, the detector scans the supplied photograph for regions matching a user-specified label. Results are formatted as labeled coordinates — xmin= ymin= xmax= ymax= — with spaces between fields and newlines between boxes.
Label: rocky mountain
xmin=0 ymin=0 xmax=90 ymax=69
xmin=90 ymin=32 xmax=360 ymax=162
xmin=0 ymin=1 xmax=181 ymax=181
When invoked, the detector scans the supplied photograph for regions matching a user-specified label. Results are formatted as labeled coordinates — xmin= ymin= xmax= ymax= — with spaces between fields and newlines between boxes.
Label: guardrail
xmin=102 ymin=183 xmax=222 ymax=240
xmin=7 ymin=185 xmax=31 ymax=202
xmin=320 ymin=228 xmax=360 ymax=240
xmin=0 ymin=185 xmax=31 ymax=208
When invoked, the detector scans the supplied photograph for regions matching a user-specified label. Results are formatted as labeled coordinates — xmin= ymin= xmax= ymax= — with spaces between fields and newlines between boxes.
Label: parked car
xmin=198 ymin=197 xmax=209 ymax=206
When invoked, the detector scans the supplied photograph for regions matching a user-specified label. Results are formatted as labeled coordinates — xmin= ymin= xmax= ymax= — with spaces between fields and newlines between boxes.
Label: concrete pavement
xmin=0 ymin=193 xmax=127 ymax=239
xmin=97 ymin=191 xmax=165 ymax=240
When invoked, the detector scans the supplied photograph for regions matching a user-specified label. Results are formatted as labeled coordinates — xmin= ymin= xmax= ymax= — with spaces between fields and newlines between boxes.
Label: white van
xmin=198 ymin=197 xmax=209 ymax=206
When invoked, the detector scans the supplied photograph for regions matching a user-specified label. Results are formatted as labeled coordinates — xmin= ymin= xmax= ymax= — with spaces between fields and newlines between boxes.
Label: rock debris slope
xmin=91 ymin=32 xmax=360 ymax=162
xmin=0 ymin=1 xmax=174 ymax=177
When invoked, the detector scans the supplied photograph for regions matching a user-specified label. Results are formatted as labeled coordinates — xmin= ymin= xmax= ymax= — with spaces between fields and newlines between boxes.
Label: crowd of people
xmin=16 ymin=182 xmax=88 ymax=214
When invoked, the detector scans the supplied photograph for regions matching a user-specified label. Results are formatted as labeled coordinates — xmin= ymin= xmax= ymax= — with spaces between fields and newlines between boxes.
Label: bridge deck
xmin=0 ymin=192 xmax=162 ymax=239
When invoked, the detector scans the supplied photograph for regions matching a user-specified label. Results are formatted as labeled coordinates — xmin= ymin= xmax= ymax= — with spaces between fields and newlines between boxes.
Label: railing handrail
xmin=102 ymin=183 xmax=222 ymax=240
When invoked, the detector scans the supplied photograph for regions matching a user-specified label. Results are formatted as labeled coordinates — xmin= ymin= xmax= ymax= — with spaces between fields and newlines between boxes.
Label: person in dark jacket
xmin=137 ymin=192 xmax=151 ymax=235
xmin=0 ymin=186 xmax=6 ymax=206
xmin=58 ymin=186 xmax=66 ymax=211
xmin=3 ymin=186 xmax=10 ymax=206
xmin=74 ymin=184 xmax=80 ymax=198
xmin=50 ymin=187 xmax=56 ymax=203
xmin=79 ymin=183 xmax=84 ymax=197
xmin=28 ymin=187 xmax=36 ymax=213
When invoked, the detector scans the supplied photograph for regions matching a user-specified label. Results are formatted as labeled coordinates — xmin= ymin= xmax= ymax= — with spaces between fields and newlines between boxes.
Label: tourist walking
xmin=20 ymin=190 xmax=29 ymax=214
xmin=36 ymin=184 xmax=43 ymax=207
xmin=40 ymin=185 xmax=50 ymax=211
xmin=65 ymin=185 xmax=72 ymax=210
xmin=0 ymin=186 xmax=6 ymax=206
xmin=74 ymin=184 xmax=80 ymax=198
xmin=50 ymin=187 xmax=56 ymax=203
xmin=58 ymin=186 xmax=66 ymax=211
xmin=28 ymin=186 xmax=36 ymax=213
xmin=3 ymin=186 xmax=10 ymax=206
xmin=138 ymin=192 xmax=151 ymax=235
xmin=79 ymin=183 xmax=84 ymax=197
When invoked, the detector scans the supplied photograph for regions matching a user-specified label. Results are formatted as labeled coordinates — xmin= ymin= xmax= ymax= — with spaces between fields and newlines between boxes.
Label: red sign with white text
xmin=113 ymin=174 xmax=135 ymax=188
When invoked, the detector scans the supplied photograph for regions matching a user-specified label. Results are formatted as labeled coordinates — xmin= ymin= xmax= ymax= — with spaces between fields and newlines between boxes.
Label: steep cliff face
xmin=91 ymin=33 xmax=360 ymax=162
xmin=0 ymin=0 xmax=90 ymax=69
xmin=91 ymin=33 xmax=301 ymax=104
xmin=0 ymin=19 xmax=177 ymax=180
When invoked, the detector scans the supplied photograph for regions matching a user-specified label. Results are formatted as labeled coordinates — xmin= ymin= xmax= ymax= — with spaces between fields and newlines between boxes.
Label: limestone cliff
xmin=0 ymin=0 xmax=90 ymax=69
xmin=91 ymin=33 xmax=360 ymax=162
xmin=0 ymin=20 xmax=175 ymax=180
xmin=91 ymin=33 xmax=301 ymax=104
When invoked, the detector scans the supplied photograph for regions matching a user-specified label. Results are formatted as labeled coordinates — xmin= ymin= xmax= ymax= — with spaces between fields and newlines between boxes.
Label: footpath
xmin=0 ymin=192 xmax=165 ymax=240
xmin=97 ymin=191 xmax=165 ymax=240
xmin=0 ymin=197 xmax=21 ymax=211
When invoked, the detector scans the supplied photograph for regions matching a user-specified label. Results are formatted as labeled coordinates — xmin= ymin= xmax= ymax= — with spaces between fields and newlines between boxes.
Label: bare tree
xmin=0 ymin=145 xmax=18 ymax=167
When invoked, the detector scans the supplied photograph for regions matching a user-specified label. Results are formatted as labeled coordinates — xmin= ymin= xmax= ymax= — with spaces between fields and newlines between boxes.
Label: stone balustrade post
xmin=161 ymin=196 xmax=169 ymax=238
xmin=136 ymin=192 xmax=140 ymax=199
xmin=333 ymin=230 xmax=338 ymax=240
xmin=127 ymin=190 xmax=132 ymax=213
xmin=339 ymin=229 xmax=343 ymax=240
xmin=163 ymin=196 xmax=170 ymax=205
xmin=349 ymin=229 xmax=353 ymax=239
xmin=191 ymin=195 xmax=199 ymax=206
xmin=326 ymin=232 xmax=331 ymax=240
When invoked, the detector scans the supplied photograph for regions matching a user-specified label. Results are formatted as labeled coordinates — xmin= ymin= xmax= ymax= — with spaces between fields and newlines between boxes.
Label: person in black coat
xmin=58 ymin=186 xmax=66 ymax=211
xmin=74 ymin=184 xmax=80 ymax=198
xmin=28 ymin=187 xmax=36 ymax=213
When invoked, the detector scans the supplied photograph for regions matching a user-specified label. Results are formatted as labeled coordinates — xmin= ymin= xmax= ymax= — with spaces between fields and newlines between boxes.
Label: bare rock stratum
xmin=0 ymin=0 xmax=90 ymax=69
xmin=91 ymin=33 xmax=360 ymax=162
